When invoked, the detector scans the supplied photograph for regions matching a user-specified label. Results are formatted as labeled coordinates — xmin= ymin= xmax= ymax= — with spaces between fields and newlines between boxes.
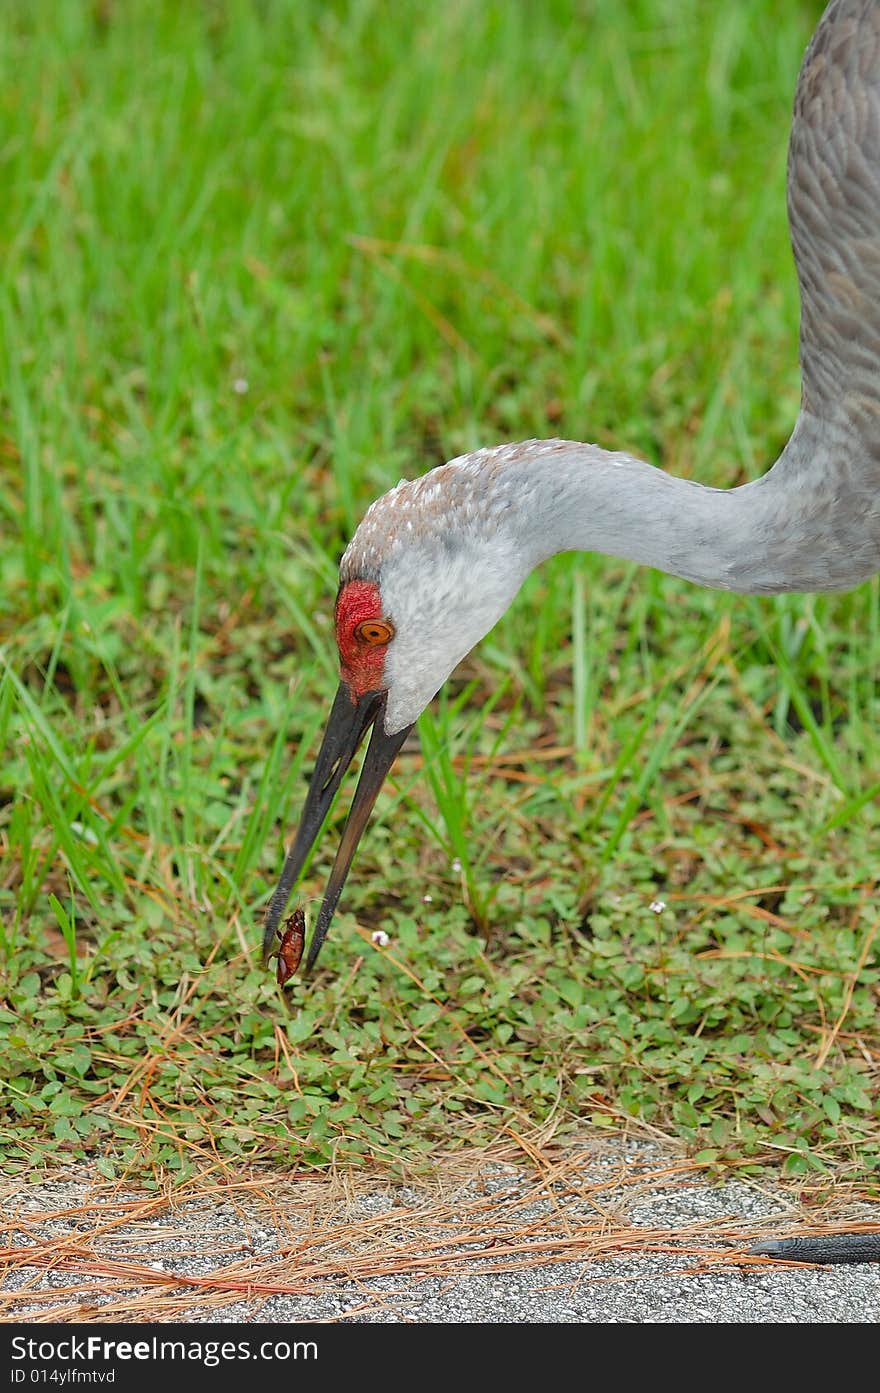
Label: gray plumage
xmin=342 ymin=0 xmax=880 ymax=739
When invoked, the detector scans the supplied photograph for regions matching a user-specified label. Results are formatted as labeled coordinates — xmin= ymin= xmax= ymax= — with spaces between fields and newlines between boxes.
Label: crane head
xmin=262 ymin=453 xmax=532 ymax=977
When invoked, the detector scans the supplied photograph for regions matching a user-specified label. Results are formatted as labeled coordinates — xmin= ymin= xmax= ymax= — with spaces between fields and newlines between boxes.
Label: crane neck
xmin=481 ymin=421 xmax=878 ymax=595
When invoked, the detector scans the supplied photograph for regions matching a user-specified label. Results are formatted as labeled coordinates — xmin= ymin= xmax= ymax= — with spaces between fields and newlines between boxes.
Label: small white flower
xmin=371 ymin=930 xmax=390 ymax=948
xmin=233 ymin=377 xmax=249 ymax=394
xmin=422 ymin=894 xmax=433 ymax=903
xmin=70 ymin=821 xmax=99 ymax=846
xmin=650 ymin=899 xmax=667 ymax=914
xmin=451 ymin=858 xmax=462 ymax=873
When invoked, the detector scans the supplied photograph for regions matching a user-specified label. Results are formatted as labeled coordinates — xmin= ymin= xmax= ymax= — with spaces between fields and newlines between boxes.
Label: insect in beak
xmin=268 ymin=909 xmax=306 ymax=987
xmin=261 ymin=683 xmax=412 ymax=977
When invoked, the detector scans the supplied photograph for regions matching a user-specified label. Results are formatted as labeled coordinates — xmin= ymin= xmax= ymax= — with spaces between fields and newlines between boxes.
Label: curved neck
xmin=481 ymin=421 xmax=878 ymax=595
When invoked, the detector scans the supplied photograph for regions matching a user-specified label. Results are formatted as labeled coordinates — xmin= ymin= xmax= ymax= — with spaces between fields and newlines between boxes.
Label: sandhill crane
xmin=260 ymin=0 xmax=880 ymax=1266
xmin=264 ymin=0 xmax=880 ymax=968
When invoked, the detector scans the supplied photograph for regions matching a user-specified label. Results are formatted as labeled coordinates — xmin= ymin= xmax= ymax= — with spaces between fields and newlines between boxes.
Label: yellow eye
xmin=355 ymin=618 xmax=395 ymax=646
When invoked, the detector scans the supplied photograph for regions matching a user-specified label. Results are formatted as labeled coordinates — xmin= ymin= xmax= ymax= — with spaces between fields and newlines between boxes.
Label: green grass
xmin=1 ymin=0 xmax=878 ymax=1185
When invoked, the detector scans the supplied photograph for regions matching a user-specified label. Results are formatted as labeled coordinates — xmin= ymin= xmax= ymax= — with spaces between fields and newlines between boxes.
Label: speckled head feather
xmin=339 ymin=440 xmax=572 ymax=583
xmin=339 ymin=442 xmax=578 ymax=731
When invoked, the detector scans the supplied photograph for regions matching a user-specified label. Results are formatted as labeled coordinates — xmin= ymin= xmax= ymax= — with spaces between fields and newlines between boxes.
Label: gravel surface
xmin=2 ymin=1139 xmax=878 ymax=1323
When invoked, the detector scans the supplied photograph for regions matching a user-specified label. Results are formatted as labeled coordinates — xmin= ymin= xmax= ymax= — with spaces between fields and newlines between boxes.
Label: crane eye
xmin=354 ymin=618 xmax=395 ymax=646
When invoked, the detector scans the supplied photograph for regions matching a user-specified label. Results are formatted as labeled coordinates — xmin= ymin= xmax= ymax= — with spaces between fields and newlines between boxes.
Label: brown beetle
xmin=269 ymin=908 xmax=305 ymax=987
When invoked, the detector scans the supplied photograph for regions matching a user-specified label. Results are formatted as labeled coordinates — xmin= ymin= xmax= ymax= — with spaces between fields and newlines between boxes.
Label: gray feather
xmin=341 ymin=1 xmax=880 ymax=728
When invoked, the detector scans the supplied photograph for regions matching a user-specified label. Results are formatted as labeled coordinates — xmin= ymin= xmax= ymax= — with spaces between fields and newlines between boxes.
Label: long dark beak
xmin=262 ymin=683 xmax=412 ymax=976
